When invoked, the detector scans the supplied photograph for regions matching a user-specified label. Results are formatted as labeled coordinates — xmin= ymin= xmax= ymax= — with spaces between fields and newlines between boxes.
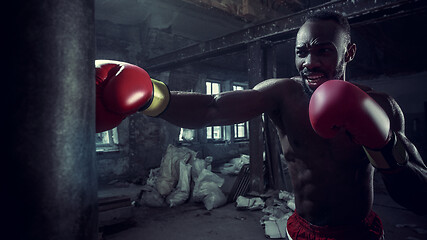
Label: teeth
xmin=307 ymin=74 xmax=324 ymax=80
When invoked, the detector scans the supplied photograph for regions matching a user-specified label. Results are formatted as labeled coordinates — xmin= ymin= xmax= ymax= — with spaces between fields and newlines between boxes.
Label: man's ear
xmin=345 ymin=43 xmax=357 ymax=62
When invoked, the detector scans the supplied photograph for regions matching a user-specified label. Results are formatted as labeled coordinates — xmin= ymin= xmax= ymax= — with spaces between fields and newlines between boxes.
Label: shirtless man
xmin=96 ymin=10 xmax=426 ymax=240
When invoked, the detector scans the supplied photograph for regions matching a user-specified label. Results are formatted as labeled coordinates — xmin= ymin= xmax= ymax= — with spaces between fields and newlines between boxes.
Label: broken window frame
xmin=232 ymin=83 xmax=249 ymax=141
xmin=206 ymin=80 xmax=225 ymax=141
xmin=178 ymin=128 xmax=197 ymax=142
xmin=96 ymin=127 xmax=120 ymax=152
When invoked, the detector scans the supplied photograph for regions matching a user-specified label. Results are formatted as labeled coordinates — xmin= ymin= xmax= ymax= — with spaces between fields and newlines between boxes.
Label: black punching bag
xmin=3 ymin=0 xmax=97 ymax=239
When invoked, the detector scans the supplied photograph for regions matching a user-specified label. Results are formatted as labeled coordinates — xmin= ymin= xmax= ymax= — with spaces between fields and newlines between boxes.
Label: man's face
xmin=295 ymin=20 xmax=352 ymax=92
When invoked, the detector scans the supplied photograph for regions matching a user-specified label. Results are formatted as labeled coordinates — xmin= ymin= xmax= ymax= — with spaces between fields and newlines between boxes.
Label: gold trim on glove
xmin=363 ymin=132 xmax=408 ymax=170
xmin=142 ymin=79 xmax=170 ymax=117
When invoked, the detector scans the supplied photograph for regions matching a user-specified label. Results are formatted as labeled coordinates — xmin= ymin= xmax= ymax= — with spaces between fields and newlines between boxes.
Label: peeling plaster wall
xmin=95 ymin=19 xmax=250 ymax=183
xmin=128 ymin=114 xmax=178 ymax=180
xmin=95 ymin=10 xmax=427 ymax=184
xmin=95 ymin=20 xmax=142 ymax=63
xmin=96 ymin=119 xmax=131 ymax=184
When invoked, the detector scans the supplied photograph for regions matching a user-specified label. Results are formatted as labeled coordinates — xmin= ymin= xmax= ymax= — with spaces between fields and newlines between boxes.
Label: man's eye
xmin=319 ymin=48 xmax=332 ymax=54
xmin=296 ymin=50 xmax=307 ymax=56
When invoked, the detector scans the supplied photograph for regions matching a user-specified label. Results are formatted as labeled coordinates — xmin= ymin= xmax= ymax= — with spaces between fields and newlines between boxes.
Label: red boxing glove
xmin=96 ymin=60 xmax=153 ymax=133
xmin=309 ymin=80 xmax=391 ymax=149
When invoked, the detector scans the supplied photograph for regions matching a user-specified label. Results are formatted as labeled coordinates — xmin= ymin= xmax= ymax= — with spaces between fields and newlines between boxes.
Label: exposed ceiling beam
xmin=182 ymin=0 xmax=305 ymax=22
xmin=182 ymin=0 xmax=241 ymax=18
xmin=145 ymin=0 xmax=426 ymax=72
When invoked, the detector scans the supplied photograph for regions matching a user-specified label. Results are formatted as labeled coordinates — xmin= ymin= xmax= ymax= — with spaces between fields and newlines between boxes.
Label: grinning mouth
xmin=306 ymin=73 xmax=325 ymax=81
xmin=303 ymin=73 xmax=328 ymax=90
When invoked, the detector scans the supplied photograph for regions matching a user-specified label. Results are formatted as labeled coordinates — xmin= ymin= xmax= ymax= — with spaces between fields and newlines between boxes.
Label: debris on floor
xmin=138 ymin=144 xmax=226 ymax=210
xmin=166 ymin=161 xmax=192 ymax=207
xmin=236 ymin=196 xmax=265 ymax=210
xmin=227 ymin=163 xmax=251 ymax=203
xmin=257 ymin=190 xmax=295 ymax=239
xmin=263 ymin=216 xmax=290 ymax=239
xmin=232 ymin=189 xmax=295 ymax=239
xmin=140 ymin=185 xmax=166 ymax=207
xmin=262 ymin=193 xmax=294 ymax=238
xmin=156 ymin=144 xmax=197 ymax=196
xmin=192 ymin=169 xmax=227 ymax=210
xmin=217 ymin=155 xmax=295 ymax=239
xmin=129 ymin=145 xmax=299 ymax=238
xmin=278 ymin=189 xmax=296 ymax=211
xmin=220 ymin=154 xmax=250 ymax=175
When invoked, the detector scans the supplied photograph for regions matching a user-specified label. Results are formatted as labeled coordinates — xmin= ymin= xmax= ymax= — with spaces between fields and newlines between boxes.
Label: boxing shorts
xmin=286 ymin=210 xmax=384 ymax=240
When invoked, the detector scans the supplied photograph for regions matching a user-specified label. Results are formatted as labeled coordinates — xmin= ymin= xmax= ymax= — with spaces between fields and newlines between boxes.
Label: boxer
xmin=96 ymin=10 xmax=426 ymax=240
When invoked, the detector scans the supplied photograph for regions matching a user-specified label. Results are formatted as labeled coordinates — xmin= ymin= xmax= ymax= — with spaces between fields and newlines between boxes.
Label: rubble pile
xmin=139 ymin=144 xmax=226 ymax=210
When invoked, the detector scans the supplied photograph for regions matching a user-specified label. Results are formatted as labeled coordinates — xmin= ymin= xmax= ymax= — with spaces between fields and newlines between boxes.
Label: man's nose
xmin=302 ymin=54 xmax=320 ymax=69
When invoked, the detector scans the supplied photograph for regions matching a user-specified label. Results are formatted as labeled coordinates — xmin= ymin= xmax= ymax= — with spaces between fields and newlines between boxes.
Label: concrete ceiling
xmin=95 ymin=0 xmax=427 ymax=79
xmin=94 ymin=0 xmax=326 ymax=74
xmin=95 ymin=0 xmax=246 ymax=42
xmin=95 ymin=0 xmax=315 ymax=42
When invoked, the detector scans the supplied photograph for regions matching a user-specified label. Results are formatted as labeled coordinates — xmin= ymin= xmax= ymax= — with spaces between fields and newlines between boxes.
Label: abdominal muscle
xmin=269 ymin=77 xmax=376 ymax=226
xmin=282 ymin=134 xmax=375 ymax=226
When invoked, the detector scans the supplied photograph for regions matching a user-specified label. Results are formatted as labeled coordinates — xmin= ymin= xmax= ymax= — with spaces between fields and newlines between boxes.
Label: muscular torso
xmin=268 ymin=78 xmax=375 ymax=226
xmin=165 ymin=77 xmax=383 ymax=225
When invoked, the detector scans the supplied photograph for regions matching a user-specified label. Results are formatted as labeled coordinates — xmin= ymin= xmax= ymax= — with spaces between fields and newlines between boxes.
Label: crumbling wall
xmin=95 ymin=19 xmax=250 ymax=183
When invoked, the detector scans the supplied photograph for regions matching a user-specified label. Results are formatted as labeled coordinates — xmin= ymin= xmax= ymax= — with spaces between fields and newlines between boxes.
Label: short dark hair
xmin=305 ymin=10 xmax=351 ymax=43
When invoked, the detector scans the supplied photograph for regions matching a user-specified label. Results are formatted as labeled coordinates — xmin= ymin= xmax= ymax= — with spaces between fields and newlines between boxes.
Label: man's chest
xmin=276 ymin=95 xmax=366 ymax=166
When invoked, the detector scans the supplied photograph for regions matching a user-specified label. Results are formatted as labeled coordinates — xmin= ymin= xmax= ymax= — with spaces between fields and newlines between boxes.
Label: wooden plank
xmin=98 ymin=196 xmax=132 ymax=212
xmin=227 ymin=164 xmax=251 ymax=202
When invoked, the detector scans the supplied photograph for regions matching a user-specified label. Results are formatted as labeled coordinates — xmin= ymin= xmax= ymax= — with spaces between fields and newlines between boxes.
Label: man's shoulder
xmin=280 ymin=76 xmax=304 ymax=85
xmin=350 ymin=82 xmax=373 ymax=92
xmin=351 ymin=81 xmax=392 ymax=102
xmin=252 ymin=77 xmax=305 ymax=111
xmin=256 ymin=77 xmax=303 ymax=89
xmin=351 ymin=81 xmax=404 ymax=131
xmin=351 ymin=82 xmax=392 ymax=102
xmin=254 ymin=77 xmax=305 ymax=102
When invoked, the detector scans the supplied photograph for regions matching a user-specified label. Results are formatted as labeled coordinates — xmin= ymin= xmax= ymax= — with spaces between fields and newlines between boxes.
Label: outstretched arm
xmin=160 ymin=79 xmax=283 ymax=129
xmin=94 ymin=60 xmax=285 ymax=132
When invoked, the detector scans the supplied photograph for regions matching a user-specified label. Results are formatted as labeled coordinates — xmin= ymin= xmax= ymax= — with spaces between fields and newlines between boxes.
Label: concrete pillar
xmin=264 ymin=44 xmax=286 ymax=190
xmin=3 ymin=1 xmax=97 ymax=239
xmin=247 ymin=41 xmax=265 ymax=193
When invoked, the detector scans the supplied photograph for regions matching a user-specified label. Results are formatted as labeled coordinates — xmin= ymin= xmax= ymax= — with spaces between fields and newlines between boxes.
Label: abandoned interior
xmin=4 ymin=0 xmax=427 ymax=239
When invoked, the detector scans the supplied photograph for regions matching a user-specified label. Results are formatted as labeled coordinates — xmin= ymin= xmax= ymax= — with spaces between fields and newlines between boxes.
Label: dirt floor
xmin=98 ymin=173 xmax=427 ymax=240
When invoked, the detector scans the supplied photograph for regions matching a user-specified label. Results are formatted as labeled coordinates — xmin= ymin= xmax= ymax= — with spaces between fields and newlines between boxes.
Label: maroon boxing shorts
xmin=286 ymin=210 xmax=384 ymax=240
